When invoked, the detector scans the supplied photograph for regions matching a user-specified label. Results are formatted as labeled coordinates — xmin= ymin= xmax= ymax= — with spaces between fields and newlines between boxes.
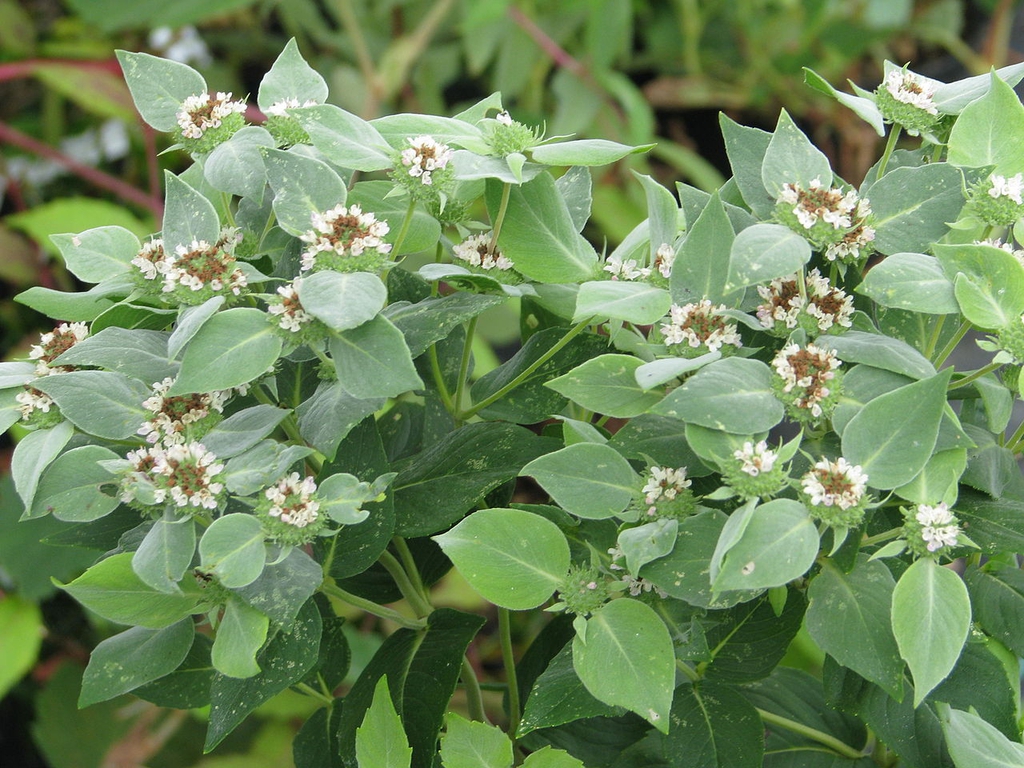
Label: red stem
xmin=506 ymin=6 xmax=588 ymax=79
xmin=0 ymin=58 xmax=123 ymax=83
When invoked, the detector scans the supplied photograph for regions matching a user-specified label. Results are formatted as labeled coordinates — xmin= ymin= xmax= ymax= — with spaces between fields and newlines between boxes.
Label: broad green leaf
xmin=857 ymin=252 xmax=958 ymax=314
xmin=257 ymin=38 xmax=329 ymax=112
xmin=933 ymin=639 xmax=1021 ymax=742
xmin=0 ymin=361 xmax=35 ymax=389
xmin=233 ymin=546 xmax=324 ymax=626
xmin=546 ymin=354 xmax=663 ymax=418
xmin=572 ymin=598 xmax=675 ymax=732
xmin=618 ymin=519 xmax=677 ymax=574
xmin=934 ymin=61 xmax=1024 ymax=112
xmin=199 ymin=513 xmax=267 ymax=589
xmin=807 ymin=557 xmax=904 ymax=699
xmin=387 ymin=293 xmax=507 ymax=358
xmin=296 ymin=381 xmax=384 ymax=460
xmin=31 ymin=62 xmax=135 ymax=122
xmin=171 ymin=308 xmax=283 ymax=395
xmin=357 ymin=677 xmax=413 ymax=768
xmin=263 ymin=147 xmax=347 ymax=236
xmin=521 ymin=748 xmax=586 ymax=768
xmin=33 ymin=370 xmax=151 ymax=440
xmin=329 ymin=315 xmax=423 ymax=399
xmin=725 ymin=223 xmax=811 ymax=291
xmin=962 ymin=424 xmax=1018 ymax=498
xmin=488 ymin=174 xmax=599 ymax=283
xmin=292 ymin=104 xmax=393 ymax=171
xmin=116 ymin=50 xmax=206 ymax=132
xmin=554 ymin=165 xmax=592 ymax=233
xmin=51 ymin=226 xmax=138 ymax=283
xmin=933 ymin=243 xmax=1024 ymax=330
xmin=531 ymin=139 xmax=652 ymax=166
xmin=704 ymin=591 xmax=807 ymax=683
xmin=168 ymin=297 xmax=225 ymax=360
xmin=713 ymin=499 xmax=818 ymax=593
xmin=348 ymin=180 xmax=441 ymax=255
xmin=61 ymin=552 xmax=204 ymax=628
xmin=948 ymin=72 xmax=1024 ymax=176
xmin=132 ymin=633 xmax=214 ymax=710
xmin=719 ymin=114 xmax=775 ymax=217
xmin=204 ymin=126 xmax=275 ymax=201
xmin=892 ymin=558 xmax=971 ymax=706
xmin=803 ymin=67 xmax=885 ymax=135
xmin=573 ymin=281 xmax=672 ymax=324
xmin=132 ymin=516 xmax=196 ymax=593
xmin=634 ymin=352 xmax=721 ymax=390
xmin=31 ymin=445 xmax=119 ymax=522
xmin=940 ymin=706 xmax=1024 ymax=768
xmin=672 ymin=190 xmax=735 ymax=305
xmin=761 ymin=110 xmax=833 ymax=197
xmin=12 ymin=421 xmax=74 ymax=515
xmin=521 ymin=443 xmax=638 ymax=520
xmin=652 ymin=357 xmax=784 ymax=434
xmin=451 ymin=150 xmax=545 ymax=184
xmin=90 ymin=303 xmax=177 ymax=334
xmin=867 ymin=164 xmax=967 ymax=254
xmin=53 ymin=327 xmax=177 ymax=382
xmin=433 ymin=508 xmax=570 ymax=610
xmin=199 ymin=404 xmax=291 ymax=459
xmin=206 ymin=600 xmax=322 ymax=748
xmin=518 ymin=645 xmax=622 ymax=736
xmin=966 ymin=564 xmax=1024 ymax=657
xmin=317 ymin=472 xmax=373 ymax=525
xmin=666 ymin=682 xmax=764 ymax=768
xmin=957 ymin=489 xmax=1024 ymax=553
xmin=0 ymin=597 xmax=43 ymax=700
xmin=371 ymin=114 xmax=483 ymax=149
xmin=211 ymin=598 xmax=269 ymax=679
xmin=8 ymin=197 xmax=150 ymax=254
xmin=816 ymin=330 xmax=935 ymax=380
xmin=162 ymin=172 xmax=221 ymax=254
xmin=841 ymin=368 xmax=951 ymax=489
xmin=297 ymin=270 xmax=386 ymax=331
xmin=439 ymin=712 xmax=512 ymax=768
xmin=80 ymin=620 xmax=194 ymax=706
xmin=894 ymin=448 xmax=966 ymax=507
xmin=15 ymin=281 xmax=122 ymax=322
xmin=633 ymin=171 xmax=681 ymax=254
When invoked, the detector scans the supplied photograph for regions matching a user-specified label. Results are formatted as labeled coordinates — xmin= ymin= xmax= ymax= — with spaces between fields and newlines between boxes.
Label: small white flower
xmin=452 ymin=233 xmax=514 ymax=271
xmin=622 ymin=574 xmax=668 ymax=598
xmin=176 ymin=91 xmax=246 ymax=140
xmin=265 ymin=97 xmax=319 ymax=118
xmin=265 ymin=472 xmax=320 ymax=528
xmin=733 ymin=441 xmax=778 ymax=477
xmin=989 ymin=173 xmax=1024 ymax=205
xmin=653 ymin=243 xmax=675 ymax=279
xmin=300 ymin=204 xmax=392 ymax=271
xmin=153 ymin=442 xmax=225 ymax=510
xmin=495 ymin=110 xmax=513 ymax=126
xmin=268 ymin=283 xmax=314 ymax=332
xmin=772 ymin=343 xmax=840 ymax=417
xmin=642 ymin=466 xmax=691 ymax=507
xmin=138 ymin=377 xmax=227 ymax=445
xmin=884 ymin=69 xmax=939 ymax=115
xmin=661 ymin=300 xmax=742 ymax=352
xmin=801 ymin=457 xmax=868 ymax=511
xmin=28 ymin=322 xmax=89 ymax=373
xmin=15 ymin=387 xmax=55 ymax=420
xmin=400 ymin=135 xmax=453 ymax=186
xmin=132 ymin=238 xmax=170 ymax=281
xmin=603 ymin=253 xmax=647 ymax=281
xmin=915 ymin=502 xmax=960 ymax=552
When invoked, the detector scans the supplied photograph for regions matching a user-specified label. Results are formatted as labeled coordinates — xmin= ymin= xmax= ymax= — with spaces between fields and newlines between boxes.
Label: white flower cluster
xmin=988 ymin=173 xmax=1024 ymax=205
xmin=915 ymin=502 xmax=960 ymax=552
xmin=264 ymin=97 xmax=319 ymax=118
xmin=123 ymin=442 xmax=225 ymax=510
xmin=642 ymin=465 xmax=691 ymax=514
xmin=801 ymin=457 xmax=868 ymax=511
xmin=733 ymin=441 xmax=778 ymax=477
xmin=138 ymin=377 xmax=228 ymax=445
xmin=778 ymin=179 xmax=875 ymax=262
xmin=603 ymin=243 xmax=675 ymax=282
xmin=661 ymin=300 xmax=742 ymax=352
xmin=621 ymin=574 xmax=669 ymax=598
xmin=176 ymin=92 xmax=246 ymax=140
xmin=265 ymin=472 xmax=321 ymax=528
xmin=400 ymin=136 xmax=453 ymax=186
xmin=132 ymin=238 xmax=169 ymax=281
xmin=268 ymin=283 xmax=314 ymax=332
xmin=17 ymin=322 xmax=90 ymax=419
xmin=884 ymin=69 xmax=939 ymax=115
xmin=452 ymin=233 xmax=514 ymax=271
xmin=300 ymin=204 xmax=391 ymax=270
xmin=772 ymin=343 xmax=840 ymax=418
xmin=133 ymin=234 xmax=247 ymax=298
xmin=756 ymin=269 xmax=854 ymax=334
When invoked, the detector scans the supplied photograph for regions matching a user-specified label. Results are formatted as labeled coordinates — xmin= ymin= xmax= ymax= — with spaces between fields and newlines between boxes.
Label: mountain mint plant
xmin=8 ymin=40 xmax=1024 ymax=766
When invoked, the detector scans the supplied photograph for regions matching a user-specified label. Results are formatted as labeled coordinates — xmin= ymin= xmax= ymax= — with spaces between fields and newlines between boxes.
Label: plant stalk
xmin=757 ymin=708 xmax=864 ymax=760
xmin=498 ymin=607 xmax=522 ymax=746
xmin=320 ymin=581 xmax=426 ymax=629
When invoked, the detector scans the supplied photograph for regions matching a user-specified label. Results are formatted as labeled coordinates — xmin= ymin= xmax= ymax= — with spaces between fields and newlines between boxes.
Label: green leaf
xmin=387 ymin=293 xmax=507 ymax=358
xmin=298 ymin=271 xmax=386 ymax=332
xmin=712 ymin=499 xmax=819 ymax=593
xmin=704 ymin=591 xmax=807 ymax=683
xmin=233 ymin=546 xmax=324 ymax=626
xmin=115 ymin=50 xmax=206 ymax=132
xmin=16 ymin=281 xmax=122 ymax=322
xmin=521 ymin=747 xmax=586 ymax=768
xmin=521 ymin=442 xmax=638 ymax=520
xmin=948 ymin=72 xmax=1024 ymax=176
xmin=857 ymin=252 xmax=958 ymax=314
xmin=199 ymin=513 xmax=267 ymax=589
xmin=0 ymin=596 xmax=43 ymax=700
xmin=357 ymin=676 xmax=413 ymax=768
xmin=8 ymin=197 xmax=151 ymax=254
xmin=168 ymin=298 xmax=224 ymax=360
xmin=132 ymin=516 xmax=196 ymax=593
xmin=633 ymin=171 xmax=680 ymax=252
xmin=807 ymin=557 xmax=904 ymax=699
xmin=31 ymin=445 xmax=120 ymax=522
xmin=133 ymin=633 xmax=214 ymax=709
xmin=439 ymin=712 xmax=512 ymax=768
xmin=79 ymin=620 xmax=194 ymax=706
xmin=572 ymin=598 xmax=675 ymax=732
xmin=53 ymin=327 xmax=177 ymax=382
xmin=933 ymin=638 xmax=1021 ymax=743
xmin=162 ymin=172 xmax=221 ymax=254
xmin=957 ymin=488 xmax=1024 ymax=553
xmin=488 ymin=174 xmax=599 ymax=283
xmin=393 ymin=422 xmax=556 ymax=536
xmin=867 ymin=164 xmax=967 ymax=255
xmin=892 ymin=558 xmax=972 ymax=707
xmin=371 ymin=114 xmax=483 ymax=150
xmin=761 ymin=110 xmax=833 ymax=197
xmin=817 ymin=330 xmax=936 ymax=380
xmin=263 ymin=147 xmax=347 ymax=237
xmin=666 ymin=682 xmax=764 ymax=768
xmin=292 ymin=104 xmax=393 ymax=172
xmin=51 ymin=226 xmax=138 ymax=283
xmin=894 ymin=448 xmax=966 ymax=507
xmin=652 ymin=357 xmax=784 ymax=434
xmin=317 ymin=472 xmax=373 ymax=525
xmin=210 ymin=598 xmax=269 ymax=679
xmin=573 ymin=281 xmax=672 ymax=324
xmin=348 ymin=181 xmax=441 ymax=255
xmin=329 ymin=315 xmax=423 ymax=399
xmin=933 ymin=243 xmax=1024 ymax=330
xmin=12 ymin=421 xmax=74 ymax=515
xmin=33 ymin=370 xmax=152 ymax=440
xmin=296 ymin=381 xmax=384 ymax=461
xmin=803 ymin=67 xmax=885 ymax=135
xmin=519 ymin=645 xmax=622 ymax=736
xmin=257 ymin=38 xmax=329 ymax=112
xmin=531 ymin=139 xmax=652 ymax=166
xmin=199 ymin=404 xmax=291 ymax=459
xmin=720 ymin=114 xmax=780 ymax=217
xmin=966 ymin=564 xmax=1024 ymax=657
xmin=618 ymin=519 xmax=678 ymax=574
xmin=725 ymin=223 xmax=811 ymax=292
xmin=433 ymin=508 xmax=570 ymax=610
xmin=546 ymin=354 xmax=663 ymax=418
xmin=841 ymin=368 xmax=951 ymax=489
xmin=206 ymin=600 xmax=322 ymax=749
xmin=634 ymin=353 xmax=720 ymax=391
xmin=204 ymin=126 xmax=275 ymax=201
xmin=60 ymin=552 xmax=203 ymax=628
xmin=940 ymin=705 xmax=1024 ymax=768
xmin=672 ymin=190 xmax=736 ymax=305
xmin=171 ymin=308 xmax=283 ymax=395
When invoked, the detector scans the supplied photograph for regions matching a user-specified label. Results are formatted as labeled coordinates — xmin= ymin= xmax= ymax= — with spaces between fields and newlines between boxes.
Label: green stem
xmin=489 ymin=182 xmax=513 ymax=253
xmin=876 ymin=124 xmax=902 ymax=179
xmin=949 ymin=361 xmax=1002 ymax=390
xmin=453 ymin=316 xmax=478 ymax=421
xmin=390 ymin=198 xmax=418 ymax=260
xmin=461 ymin=657 xmax=489 ymax=723
xmin=293 ymin=681 xmax=334 ymax=706
xmin=933 ymin=320 xmax=971 ymax=367
xmin=379 ymin=550 xmax=433 ymax=617
xmin=460 ymin=318 xmax=594 ymax=419
xmin=924 ymin=315 xmax=946 ymax=360
xmin=860 ymin=527 xmax=902 ymax=548
xmin=428 ymin=341 xmax=457 ymax=412
xmin=392 ymin=536 xmax=427 ymax=599
xmin=498 ymin=607 xmax=522 ymax=745
xmin=1006 ymin=416 xmax=1024 ymax=453
xmin=675 ymin=659 xmax=700 ymax=682
xmin=320 ymin=581 xmax=426 ymax=629
xmin=757 ymin=708 xmax=865 ymax=760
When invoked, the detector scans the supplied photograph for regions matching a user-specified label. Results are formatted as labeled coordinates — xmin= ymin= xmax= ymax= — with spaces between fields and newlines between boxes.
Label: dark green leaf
xmin=666 ymin=682 xmax=763 ymax=768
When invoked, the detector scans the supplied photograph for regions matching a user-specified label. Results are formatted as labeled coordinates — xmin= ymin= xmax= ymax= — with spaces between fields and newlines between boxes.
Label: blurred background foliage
xmin=0 ymin=0 xmax=1020 ymax=766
